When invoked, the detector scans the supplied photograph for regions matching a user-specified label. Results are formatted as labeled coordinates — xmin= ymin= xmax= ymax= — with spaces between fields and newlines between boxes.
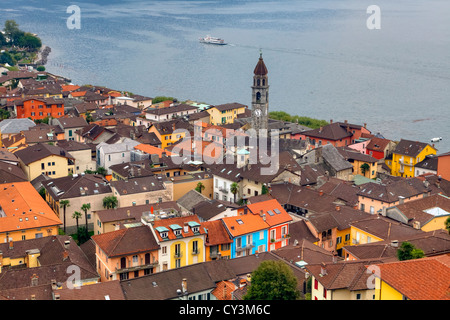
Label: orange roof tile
xmin=374 ymin=255 xmax=450 ymax=300
xmin=202 ymin=220 xmax=233 ymax=246
xmin=134 ymin=144 xmax=173 ymax=157
xmin=0 ymin=182 xmax=61 ymax=233
xmin=61 ymin=85 xmax=80 ymax=92
xmin=70 ymin=91 xmax=86 ymax=97
xmin=246 ymin=199 xmax=293 ymax=227
xmin=211 ymin=281 xmax=236 ymax=300
xmin=221 ymin=213 xmax=269 ymax=237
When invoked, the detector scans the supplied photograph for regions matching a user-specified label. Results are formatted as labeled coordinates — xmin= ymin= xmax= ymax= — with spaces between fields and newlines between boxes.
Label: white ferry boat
xmin=199 ymin=35 xmax=227 ymax=45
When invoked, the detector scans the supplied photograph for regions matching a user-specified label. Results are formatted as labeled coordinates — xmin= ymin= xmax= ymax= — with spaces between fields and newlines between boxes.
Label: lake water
xmin=1 ymin=0 xmax=449 ymax=152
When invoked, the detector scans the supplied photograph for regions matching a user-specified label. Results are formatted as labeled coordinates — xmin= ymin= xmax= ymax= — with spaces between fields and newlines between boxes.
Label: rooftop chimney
xmin=182 ymin=278 xmax=187 ymax=294
xmin=320 ymin=263 xmax=327 ymax=276
xmin=31 ymin=274 xmax=39 ymax=287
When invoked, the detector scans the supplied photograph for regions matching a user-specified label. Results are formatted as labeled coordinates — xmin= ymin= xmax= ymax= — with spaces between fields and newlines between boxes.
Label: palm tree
xmin=230 ymin=182 xmax=239 ymax=203
xmin=81 ymin=203 xmax=91 ymax=238
xmin=360 ymin=163 xmax=371 ymax=177
xmin=59 ymin=199 xmax=70 ymax=234
xmin=195 ymin=182 xmax=205 ymax=194
xmin=72 ymin=211 xmax=82 ymax=240
xmin=102 ymin=196 xmax=118 ymax=209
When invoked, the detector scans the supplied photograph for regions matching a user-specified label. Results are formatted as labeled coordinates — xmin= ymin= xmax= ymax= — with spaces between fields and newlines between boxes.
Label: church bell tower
xmin=251 ymin=52 xmax=269 ymax=135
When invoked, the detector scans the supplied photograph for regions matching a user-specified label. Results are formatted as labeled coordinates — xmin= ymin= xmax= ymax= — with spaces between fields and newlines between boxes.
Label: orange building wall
xmin=437 ymin=154 xmax=450 ymax=181
xmin=16 ymin=99 xmax=65 ymax=120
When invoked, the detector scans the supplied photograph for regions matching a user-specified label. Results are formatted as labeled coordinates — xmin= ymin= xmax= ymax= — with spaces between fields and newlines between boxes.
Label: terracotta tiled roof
xmin=91 ymin=225 xmax=159 ymax=258
xmin=246 ymin=199 xmax=292 ymax=227
xmin=374 ymin=255 xmax=450 ymax=300
xmin=366 ymin=137 xmax=391 ymax=152
xmin=211 ymin=280 xmax=236 ymax=300
xmin=202 ymin=220 xmax=233 ymax=246
xmin=134 ymin=143 xmax=173 ymax=157
xmin=221 ymin=213 xmax=269 ymax=237
xmin=0 ymin=182 xmax=62 ymax=233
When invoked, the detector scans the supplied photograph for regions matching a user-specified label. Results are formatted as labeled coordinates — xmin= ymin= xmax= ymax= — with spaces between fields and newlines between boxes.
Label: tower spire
xmin=251 ymin=52 xmax=269 ymax=135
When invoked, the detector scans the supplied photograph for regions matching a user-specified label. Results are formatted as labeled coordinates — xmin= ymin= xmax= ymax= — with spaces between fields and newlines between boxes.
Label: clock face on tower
xmin=254 ymin=109 xmax=261 ymax=117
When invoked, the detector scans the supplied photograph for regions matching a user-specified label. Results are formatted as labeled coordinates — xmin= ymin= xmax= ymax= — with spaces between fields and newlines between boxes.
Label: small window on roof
xmin=267 ymin=210 xmax=274 ymax=216
xmin=274 ymin=208 xmax=281 ymax=214
xmin=236 ymin=219 xmax=243 ymax=225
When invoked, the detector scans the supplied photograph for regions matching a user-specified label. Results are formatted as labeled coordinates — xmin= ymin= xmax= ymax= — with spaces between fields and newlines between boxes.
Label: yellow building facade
xmin=391 ymin=142 xmax=436 ymax=177
xmin=207 ymin=104 xmax=247 ymax=125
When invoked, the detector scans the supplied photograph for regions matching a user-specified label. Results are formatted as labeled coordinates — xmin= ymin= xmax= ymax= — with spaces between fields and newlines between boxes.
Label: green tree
xmin=152 ymin=96 xmax=175 ymax=104
xmin=268 ymin=111 xmax=328 ymax=129
xmin=230 ymin=182 xmax=239 ymax=203
xmin=72 ymin=211 xmax=82 ymax=241
xmin=38 ymin=187 xmax=46 ymax=199
xmin=59 ymin=200 xmax=70 ymax=234
xmin=36 ymin=65 xmax=45 ymax=72
xmin=85 ymin=111 xmax=93 ymax=124
xmin=16 ymin=32 xmax=42 ymax=51
xmin=397 ymin=241 xmax=425 ymax=261
xmin=0 ymin=52 xmax=16 ymax=66
xmin=261 ymin=184 xmax=269 ymax=195
xmin=102 ymin=196 xmax=118 ymax=209
xmin=445 ymin=216 xmax=450 ymax=234
xmin=96 ymin=167 xmax=107 ymax=177
xmin=243 ymin=260 xmax=300 ymax=300
xmin=81 ymin=203 xmax=91 ymax=239
xmin=195 ymin=182 xmax=205 ymax=194
xmin=0 ymin=32 xmax=7 ymax=46
xmin=0 ymin=108 xmax=10 ymax=119
xmin=3 ymin=20 xmax=21 ymax=45
xmin=360 ymin=163 xmax=371 ymax=177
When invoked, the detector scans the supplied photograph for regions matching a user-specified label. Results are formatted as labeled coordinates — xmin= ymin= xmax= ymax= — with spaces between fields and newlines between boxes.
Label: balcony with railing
xmin=235 ymin=241 xmax=256 ymax=253
xmin=115 ymin=260 xmax=159 ymax=274
xmin=218 ymin=186 xmax=228 ymax=194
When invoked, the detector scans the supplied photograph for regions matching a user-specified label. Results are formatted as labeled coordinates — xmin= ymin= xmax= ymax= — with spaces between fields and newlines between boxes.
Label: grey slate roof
xmin=0 ymin=118 xmax=36 ymax=134
xmin=321 ymin=144 xmax=353 ymax=171
xmin=177 ymin=189 xmax=210 ymax=212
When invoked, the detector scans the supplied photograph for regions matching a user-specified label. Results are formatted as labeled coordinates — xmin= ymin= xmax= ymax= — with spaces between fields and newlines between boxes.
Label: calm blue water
xmin=1 ymin=0 xmax=450 ymax=151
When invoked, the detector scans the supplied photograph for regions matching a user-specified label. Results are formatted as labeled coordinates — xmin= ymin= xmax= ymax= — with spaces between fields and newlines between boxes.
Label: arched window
xmin=257 ymin=79 xmax=260 ymax=86
xmin=256 ymin=92 xmax=261 ymax=102
xmin=262 ymin=79 xmax=265 ymax=86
